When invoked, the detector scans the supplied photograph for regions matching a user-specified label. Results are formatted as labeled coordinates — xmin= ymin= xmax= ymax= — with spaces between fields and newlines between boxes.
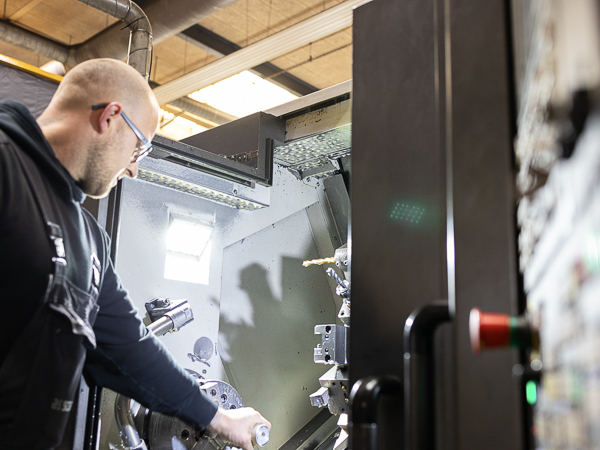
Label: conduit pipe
xmin=0 ymin=0 xmax=237 ymax=78
xmin=74 ymin=0 xmax=152 ymax=79
xmin=0 ymin=0 xmax=152 ymax=79
xmin=0 ymin=20 xmax=69 ymax=63
xmin=74 ymin=0 xmax=238 ymax=65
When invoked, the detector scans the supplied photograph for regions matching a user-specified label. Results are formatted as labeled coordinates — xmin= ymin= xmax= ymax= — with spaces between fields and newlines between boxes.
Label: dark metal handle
xmin=404 ymin=300 xmax=451 ymax=450
xmin=349 ymin=375 xmax=402 ymax=450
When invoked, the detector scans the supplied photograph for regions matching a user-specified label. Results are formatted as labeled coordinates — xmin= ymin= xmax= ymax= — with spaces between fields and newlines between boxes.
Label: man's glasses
xmin=91 ymin=104 xmax=153 ymax=163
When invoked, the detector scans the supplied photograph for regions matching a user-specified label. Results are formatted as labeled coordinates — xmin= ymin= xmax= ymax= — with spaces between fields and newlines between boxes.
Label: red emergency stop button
xmin=469 ymin=308 xmax=511 ymax=353
xmin=469 ymin=308 xmax=539 ymax=354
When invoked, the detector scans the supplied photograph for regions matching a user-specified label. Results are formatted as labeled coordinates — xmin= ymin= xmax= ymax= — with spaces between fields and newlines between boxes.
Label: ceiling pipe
xmin=0 ymin=1 xmax=152 ymax=80
xmin=73 ymin=0 xmax=152 ymax=80
xmin=70 ymin=0 xmax=237 ymax=68
xmin=0 ymin=19 xmax=69 ymax=62
xmin=0 ymin=0 xmax=237 ymax=77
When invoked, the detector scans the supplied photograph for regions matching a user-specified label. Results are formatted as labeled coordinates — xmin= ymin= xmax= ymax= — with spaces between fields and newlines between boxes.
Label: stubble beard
xmin=76 ymin=141 xmax=118 ymax=199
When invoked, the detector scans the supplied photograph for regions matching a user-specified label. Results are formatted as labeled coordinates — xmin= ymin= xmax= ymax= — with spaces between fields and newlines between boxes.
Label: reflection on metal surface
xmin=274 ymin=124 xmax=351 ymax=172
xmin=138 ymin=169 xmax=266 ymax=210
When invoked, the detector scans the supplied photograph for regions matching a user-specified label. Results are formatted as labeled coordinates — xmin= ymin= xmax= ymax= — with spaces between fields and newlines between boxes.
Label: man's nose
xmin=125 ymin=160 xmax=139 ymax=179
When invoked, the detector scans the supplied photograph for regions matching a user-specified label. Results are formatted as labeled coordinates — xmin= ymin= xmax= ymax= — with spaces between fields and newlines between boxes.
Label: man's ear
xmin=95 ymin=102 xmax=122 ymax=135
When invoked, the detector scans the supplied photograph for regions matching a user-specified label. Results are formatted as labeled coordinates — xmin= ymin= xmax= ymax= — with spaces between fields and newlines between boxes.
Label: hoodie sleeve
xmin=84 ymin=231 xmax=218 ymax=429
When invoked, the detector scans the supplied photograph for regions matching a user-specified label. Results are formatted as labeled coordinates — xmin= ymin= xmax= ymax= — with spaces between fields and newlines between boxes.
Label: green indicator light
xmin=526 ymin=380 xmax=537 ymax=405
xmin=390 ymin=201 xmax=426 ymax=224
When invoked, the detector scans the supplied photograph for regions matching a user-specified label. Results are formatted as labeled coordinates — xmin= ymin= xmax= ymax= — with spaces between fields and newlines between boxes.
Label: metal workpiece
xmin=138 ymin=152 xmax=270 ymax=210
xmin=251 ymin=424 xmax=270 ymax=448
xmin=314 ymin=324 xmax=348 ymax=365
xmin=145 ymin=298 xmax=194 ymax=333
xmin=129 ymin=380 xmax=245 ymax=450
xmin=165 ymin=305 xmax=193 ymax=332
xmin=310 ymin=366 xmax=350 ymax=415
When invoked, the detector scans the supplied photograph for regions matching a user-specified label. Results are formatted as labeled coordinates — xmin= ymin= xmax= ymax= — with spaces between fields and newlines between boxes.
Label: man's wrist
xmin=207 ymin=407 xmax=222 ymax=433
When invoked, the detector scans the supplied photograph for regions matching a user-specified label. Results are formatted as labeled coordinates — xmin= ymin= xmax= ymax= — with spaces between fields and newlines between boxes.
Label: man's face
xmin=80 ymin=107 xmax=156 ymax=199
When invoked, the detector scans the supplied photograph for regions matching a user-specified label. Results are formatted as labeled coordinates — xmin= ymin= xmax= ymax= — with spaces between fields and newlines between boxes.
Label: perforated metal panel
xmin=274 ymin=124 xmax=351 ymax=172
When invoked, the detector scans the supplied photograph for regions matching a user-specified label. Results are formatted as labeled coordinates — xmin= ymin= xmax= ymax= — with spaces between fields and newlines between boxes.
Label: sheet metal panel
xmin=351 ymin=0 xmax=523 ymax=448
xmin=99 ymin=164 xmax=340 ymax=448
xmin=351 ymin=1 xmax=445 ymax=448
xmin=449 ymin=1 xmax=524 ymax=448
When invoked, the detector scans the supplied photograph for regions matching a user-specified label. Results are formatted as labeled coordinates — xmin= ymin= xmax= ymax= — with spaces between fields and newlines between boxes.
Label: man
xmin=0 ymin=58 xmax=270 ymax=450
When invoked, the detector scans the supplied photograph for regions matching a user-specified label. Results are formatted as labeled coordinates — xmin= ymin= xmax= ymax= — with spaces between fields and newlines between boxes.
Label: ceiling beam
xmin=179 ymin=25 xmax=318 ymax=96
xmin=153 ymin=0 xmax=361 ymax=106
xmin=9 ymin=0 xmax=45 ymax=22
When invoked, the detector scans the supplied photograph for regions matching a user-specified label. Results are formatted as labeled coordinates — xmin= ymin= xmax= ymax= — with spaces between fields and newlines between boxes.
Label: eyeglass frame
xmin=91 ymin=103 xmax=153 ymax=163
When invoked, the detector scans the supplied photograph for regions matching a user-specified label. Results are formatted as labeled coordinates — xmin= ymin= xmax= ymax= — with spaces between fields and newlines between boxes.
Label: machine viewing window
xmin=164 ymin=215 xmax=213 ymax=284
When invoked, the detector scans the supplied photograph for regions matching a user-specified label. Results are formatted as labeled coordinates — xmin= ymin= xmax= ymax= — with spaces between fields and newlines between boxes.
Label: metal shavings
xmin=138 ymin=169 xmax=265 ymax=210
xmin=274 ymin=124 xmax=351 ymax=171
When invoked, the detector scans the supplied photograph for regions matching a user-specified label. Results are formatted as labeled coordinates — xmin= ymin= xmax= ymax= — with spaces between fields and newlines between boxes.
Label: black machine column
xmin=350 ymin=0 xmax=524 ymax=448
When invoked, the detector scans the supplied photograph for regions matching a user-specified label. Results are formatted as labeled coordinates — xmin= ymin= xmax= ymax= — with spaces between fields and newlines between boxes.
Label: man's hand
xmin=206 ymin=407 xmax=271 ymax=450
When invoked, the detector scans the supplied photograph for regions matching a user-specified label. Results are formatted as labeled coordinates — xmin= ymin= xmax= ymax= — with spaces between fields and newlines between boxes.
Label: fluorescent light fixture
xmin=137 ymin=170 xmax=267 ymax=210
xmin=164 ymin=217 xmax=213 ymax=284
xmin=188 ymin=71 xmax=298 ymax=118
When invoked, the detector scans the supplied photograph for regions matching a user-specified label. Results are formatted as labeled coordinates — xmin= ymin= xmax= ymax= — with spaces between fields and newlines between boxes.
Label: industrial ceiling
xmin=0 ymin=0 xmax=353 ymax=131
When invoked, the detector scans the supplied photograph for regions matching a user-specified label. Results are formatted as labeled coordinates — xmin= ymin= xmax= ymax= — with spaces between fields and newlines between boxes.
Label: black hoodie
xmin=0 ymin=100 xmax=217 ymax=433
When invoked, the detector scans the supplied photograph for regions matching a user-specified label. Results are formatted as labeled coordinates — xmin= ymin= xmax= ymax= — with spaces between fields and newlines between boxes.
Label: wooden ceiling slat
xmin=9 ymin=0 xmax=44 ymax=21
xmin=0 ymin=0 xmax=351 ymax=95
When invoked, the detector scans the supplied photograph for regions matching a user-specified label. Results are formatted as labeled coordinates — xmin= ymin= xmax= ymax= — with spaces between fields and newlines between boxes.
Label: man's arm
xmin=84 ymin=248 xmax=218 ymax=427
xmin=85 ymin=230 xmax=270 ymax=447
